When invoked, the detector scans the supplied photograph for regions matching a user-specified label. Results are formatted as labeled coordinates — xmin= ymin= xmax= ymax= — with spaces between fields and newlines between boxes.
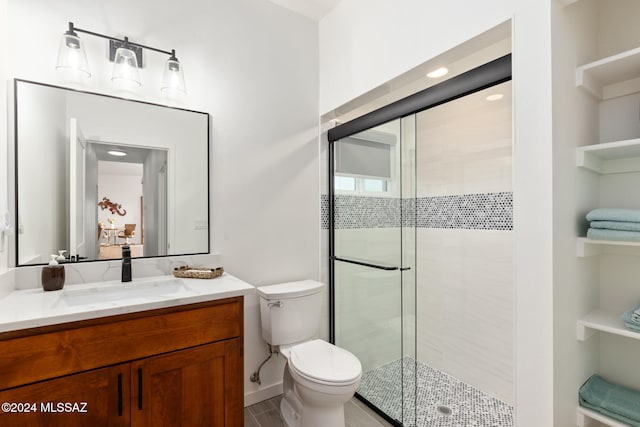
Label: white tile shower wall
xmin=334 ymin=228 xmax=403 ymax=372
xmin=416 ymin=82 xmax=512 ymax=198
xmin=413 ymin=80 xmax=513 ymax=404
xmin=417 ymin=228 xmax=513 ymax=404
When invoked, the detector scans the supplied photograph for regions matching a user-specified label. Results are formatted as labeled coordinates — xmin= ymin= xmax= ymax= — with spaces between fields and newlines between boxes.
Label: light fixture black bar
xmin=327 ymin=53 xmax=512 ymax=143
xmin=70 ymin=22 xmax=174 ymax=56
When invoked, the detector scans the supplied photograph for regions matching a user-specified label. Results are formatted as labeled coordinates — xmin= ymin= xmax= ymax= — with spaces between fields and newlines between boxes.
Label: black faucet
xmin=121 ymin=245 xmax=132 ymax=282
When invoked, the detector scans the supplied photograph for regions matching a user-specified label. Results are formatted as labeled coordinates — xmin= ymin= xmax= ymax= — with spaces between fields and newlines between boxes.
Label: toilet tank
xmin=257 ymin=280 xmax=324 ymax=346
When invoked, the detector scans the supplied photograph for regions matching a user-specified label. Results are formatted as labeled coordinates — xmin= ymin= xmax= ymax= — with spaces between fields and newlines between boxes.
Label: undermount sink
xmin=57 ymin=277 xmax=194 ymax=307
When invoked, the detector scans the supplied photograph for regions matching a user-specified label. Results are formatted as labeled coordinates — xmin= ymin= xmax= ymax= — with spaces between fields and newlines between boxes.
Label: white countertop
xmin=0 ymin=273 xmax=255 ymax=333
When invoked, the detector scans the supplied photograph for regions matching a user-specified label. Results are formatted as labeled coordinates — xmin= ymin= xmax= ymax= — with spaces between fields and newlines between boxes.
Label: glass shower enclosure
xmin=328 ymin=55 xmax=512 ymax=426
xmin=330 ymin=117 xmax=417 ymax=425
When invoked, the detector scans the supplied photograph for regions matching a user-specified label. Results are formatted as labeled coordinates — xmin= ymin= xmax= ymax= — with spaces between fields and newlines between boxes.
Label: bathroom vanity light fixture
xmin=56 ymin=22 xmax=186 ymax=94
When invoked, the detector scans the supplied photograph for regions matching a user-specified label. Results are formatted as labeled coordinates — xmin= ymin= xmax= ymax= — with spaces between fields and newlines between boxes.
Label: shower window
xmin=363 ymin=178 xmax=387 ymax=193
xmin=334 ymin=127 xmax=399 ymax=197
xmin=335 ymin=176 xmax=357 ymax=192
xmin=334 ymin=176 xmax=390 ymax=194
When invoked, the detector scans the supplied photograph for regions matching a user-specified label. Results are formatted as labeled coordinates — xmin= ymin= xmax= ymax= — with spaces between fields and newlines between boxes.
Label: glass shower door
xmin=331 ymin=117 xmax=416 ymax=426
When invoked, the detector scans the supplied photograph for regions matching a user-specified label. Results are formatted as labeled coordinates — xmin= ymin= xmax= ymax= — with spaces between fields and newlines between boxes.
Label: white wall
xmin=0 ymin=0 xmax=7 ymax=271
xmin=318 ymin=0 xmax=512 ymax=114
xmin=5 ymin=0 xmax=319 ymax=405
xmin=551 ymin=3 xmax=600 ymax=426
xmin=512 ymin=2 xmax=554 ymax=426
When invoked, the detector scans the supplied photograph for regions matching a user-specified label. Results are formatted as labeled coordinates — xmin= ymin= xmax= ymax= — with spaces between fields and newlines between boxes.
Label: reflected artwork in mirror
xmin=12 ymin=79 xmax=210 ymax=266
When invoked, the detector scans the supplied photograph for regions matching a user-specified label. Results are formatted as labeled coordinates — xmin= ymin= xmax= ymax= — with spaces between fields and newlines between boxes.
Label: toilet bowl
xmin=257 ymin=281 xmax=362 ymax=427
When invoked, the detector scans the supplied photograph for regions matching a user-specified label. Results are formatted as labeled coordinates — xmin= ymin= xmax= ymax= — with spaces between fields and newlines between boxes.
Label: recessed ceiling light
xmin=485 ymin=93 xmax=504 ymax=101
xmin=108 ymin=150 xmax=127 ymax=157
xmin=427 ymin=67 xmax=448 ymax=78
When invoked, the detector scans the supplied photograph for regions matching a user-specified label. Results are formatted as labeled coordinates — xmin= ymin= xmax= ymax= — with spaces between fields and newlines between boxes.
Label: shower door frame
xmin=327 ymin=54 xmax=512 ymax=426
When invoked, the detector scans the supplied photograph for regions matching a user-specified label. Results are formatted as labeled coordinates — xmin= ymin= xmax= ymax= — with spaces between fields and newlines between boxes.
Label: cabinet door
xmin=131 ymin=339 xmax=242 ymax=427
xmin=0 ymin=364 xmax=130 ymax=427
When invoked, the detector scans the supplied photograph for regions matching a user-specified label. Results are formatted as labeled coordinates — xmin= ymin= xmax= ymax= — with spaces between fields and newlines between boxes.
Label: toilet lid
xmin=289 ymin=339 xmax=361 ymax=384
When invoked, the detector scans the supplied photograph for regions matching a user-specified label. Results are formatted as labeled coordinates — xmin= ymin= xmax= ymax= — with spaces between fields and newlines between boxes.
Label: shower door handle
xmin=332 ymin=256 xmax=410 ymax=271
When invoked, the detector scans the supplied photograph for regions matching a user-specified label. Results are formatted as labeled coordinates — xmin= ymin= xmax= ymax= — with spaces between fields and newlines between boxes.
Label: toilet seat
xmin=288 ymin=339 xmax=361 ymax=386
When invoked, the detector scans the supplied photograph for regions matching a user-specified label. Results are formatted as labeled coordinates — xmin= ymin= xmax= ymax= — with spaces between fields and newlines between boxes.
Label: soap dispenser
xmin=41 ymin=255 xmax=65 ymax=291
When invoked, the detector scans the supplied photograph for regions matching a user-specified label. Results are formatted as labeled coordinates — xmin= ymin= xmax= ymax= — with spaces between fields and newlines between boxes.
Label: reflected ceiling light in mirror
xmin=161 ymin=50 xmax=186 ymax=94
xmin=486 ymin=93 xmax=504 ymax=101
xmin=427 ymin=67 xmax=448 ymax=78
xmin=55 ymin=23 xmax=90 ymax=77
xmin=107 ymin=150 xmax=127 ymax=157
xmin=56 ymin=22 xmax=186 ymax=94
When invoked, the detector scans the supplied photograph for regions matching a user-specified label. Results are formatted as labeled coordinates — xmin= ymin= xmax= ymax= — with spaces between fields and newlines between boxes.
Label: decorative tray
xmin=172 ymin=266 xmax=224 ymax=279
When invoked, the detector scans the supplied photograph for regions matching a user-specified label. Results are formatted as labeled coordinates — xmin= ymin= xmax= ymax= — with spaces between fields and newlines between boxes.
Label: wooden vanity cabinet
xmin=0 ymin=364 xmax=129 ymax=427
xmin=0 ymin=297 xmax=243 ymax=427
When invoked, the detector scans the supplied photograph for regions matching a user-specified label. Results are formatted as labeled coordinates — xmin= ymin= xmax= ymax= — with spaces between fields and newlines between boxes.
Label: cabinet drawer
xmin=0 ymin=298 xmax=242 ymax=390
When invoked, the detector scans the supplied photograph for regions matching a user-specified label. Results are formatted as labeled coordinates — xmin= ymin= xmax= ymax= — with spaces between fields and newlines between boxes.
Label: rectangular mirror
xmin=13 ymin=79 xmax=210 ymax=266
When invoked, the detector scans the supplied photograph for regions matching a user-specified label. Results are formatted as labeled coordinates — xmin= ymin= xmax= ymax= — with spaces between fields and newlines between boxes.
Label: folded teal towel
xmin=622 ymin=307 xmax=640 ymax=330
xmin=591 ymin=221 xmax=640 ymax=232
xmin=624 ymin=322 xmax=640 ymax=332
xmin=587 ymin=228 xmax=640 ymax=242
xmin=579 ymin=374 xmax=640 ymax=426
xmin=587 ymin=208 xmax=640 ymax=223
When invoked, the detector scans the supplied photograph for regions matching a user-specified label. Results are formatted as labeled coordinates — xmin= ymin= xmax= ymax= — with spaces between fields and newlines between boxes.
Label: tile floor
xmin=245 ymin=394 xmax=394 ymax=427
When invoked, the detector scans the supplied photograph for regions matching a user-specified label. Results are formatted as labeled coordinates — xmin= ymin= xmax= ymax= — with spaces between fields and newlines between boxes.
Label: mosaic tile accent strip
xmin=417 ymin=192 xmax=512 ymax=230
xmin=358 ymin=358 xmax=514 ymax=427
xmin=321 ymin=192 xmax=512 ymax=231
xmin=330 ymin=195 xmax=402 ymax=229
xmin=321 ymin=194 xmax=329 ymax=230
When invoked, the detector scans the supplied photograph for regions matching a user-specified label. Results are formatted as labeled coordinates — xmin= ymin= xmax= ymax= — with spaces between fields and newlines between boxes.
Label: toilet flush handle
xmin=268 ymin=301 xmax=283 ymax=308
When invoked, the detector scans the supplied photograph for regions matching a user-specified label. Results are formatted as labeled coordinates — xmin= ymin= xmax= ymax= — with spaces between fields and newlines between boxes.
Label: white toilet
xmin=257 ymin=280 xmax=362 ymax=427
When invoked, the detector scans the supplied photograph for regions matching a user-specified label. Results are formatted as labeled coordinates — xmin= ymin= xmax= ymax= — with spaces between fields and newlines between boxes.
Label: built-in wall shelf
xmin=577 ymin=139 xmax=640 ymax=174
xmin=576 ymin=237 xmax=640 ymax=257
xmin=577 ymin=406 xmax=630 ymax=427
xmin=577 ymin=308 xmax=640 ymax=341
xmin=576 ymin=46 xmax=640 ymax=100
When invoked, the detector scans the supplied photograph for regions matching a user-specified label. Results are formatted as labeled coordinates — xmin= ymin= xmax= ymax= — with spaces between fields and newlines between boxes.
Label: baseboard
xmin=244 ymin=382 xmax=283 ymax=407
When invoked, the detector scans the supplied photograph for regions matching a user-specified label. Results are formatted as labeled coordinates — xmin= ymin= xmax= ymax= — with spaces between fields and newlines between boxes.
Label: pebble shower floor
xmin=357 ymin=358 xmax=513 ymax=426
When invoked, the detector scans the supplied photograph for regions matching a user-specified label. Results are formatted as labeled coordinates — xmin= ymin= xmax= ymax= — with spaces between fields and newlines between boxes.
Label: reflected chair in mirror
xmin=117 ymin=224 xmax=136 ymax=245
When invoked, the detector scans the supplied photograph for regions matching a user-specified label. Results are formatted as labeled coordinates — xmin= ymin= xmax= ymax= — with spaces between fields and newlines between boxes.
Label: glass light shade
xmin=161 ymin=58 xmax=186 ymax=94
xmin=55 ymin=34 xmax=90 ymax=77
xmin=111 ymin=47 xmax=141 ymax=87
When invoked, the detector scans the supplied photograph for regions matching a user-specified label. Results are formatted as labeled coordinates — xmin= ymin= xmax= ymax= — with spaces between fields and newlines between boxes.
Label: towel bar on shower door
xmin=331 ymin=256 xmax=411 ymax=271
